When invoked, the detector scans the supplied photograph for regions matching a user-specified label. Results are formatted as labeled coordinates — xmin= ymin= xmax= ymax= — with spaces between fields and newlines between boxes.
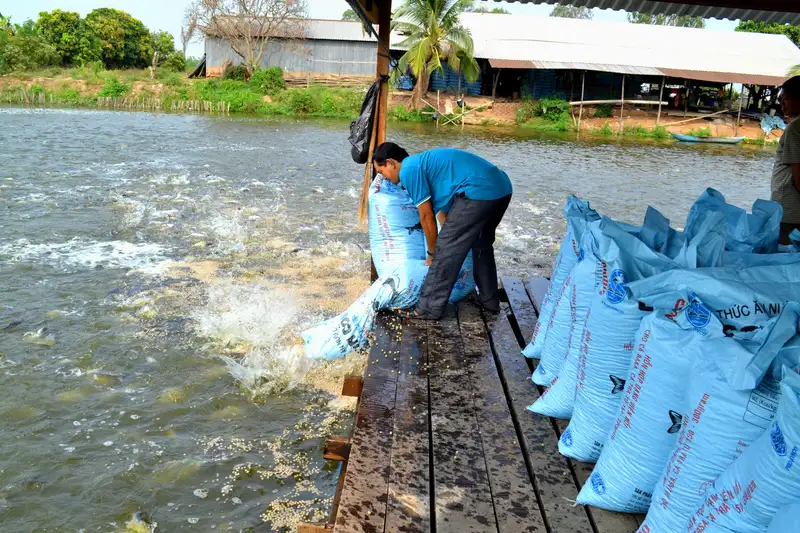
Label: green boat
xmin=670 ymin=133 xmax=746 ymax=144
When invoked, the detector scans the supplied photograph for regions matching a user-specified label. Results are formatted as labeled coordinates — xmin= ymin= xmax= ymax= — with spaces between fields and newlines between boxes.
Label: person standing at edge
xmin=773 ymin=76 xmax=800 ymax=244
xmin=372 ymin=143 xmax=513 ymax=320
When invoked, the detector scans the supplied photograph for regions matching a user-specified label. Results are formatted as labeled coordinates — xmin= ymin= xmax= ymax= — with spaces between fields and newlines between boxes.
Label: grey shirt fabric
xmin=772 ymin=118 xmax=800 ymax=224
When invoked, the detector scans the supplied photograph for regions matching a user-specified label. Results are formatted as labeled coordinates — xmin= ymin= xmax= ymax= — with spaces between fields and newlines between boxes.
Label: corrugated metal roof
xmin=488 ymin=59 xmax=535 ymax=68
xmin=657 ymin=68 xmax=789 ymax=86
xmin=304 ymin=19 xmax=379 ymax=42
xmin=531 ymin=61 xmax=664 ymax=75
xmin=495 ymin=0 xmax=800 ymax=25
xmin=460 ymin=13 xmax=800 ymax=83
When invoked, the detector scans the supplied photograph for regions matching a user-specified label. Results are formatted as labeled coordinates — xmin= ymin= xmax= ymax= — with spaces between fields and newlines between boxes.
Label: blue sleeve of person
xmin=399 ymin=163 xmax=431 ymax=208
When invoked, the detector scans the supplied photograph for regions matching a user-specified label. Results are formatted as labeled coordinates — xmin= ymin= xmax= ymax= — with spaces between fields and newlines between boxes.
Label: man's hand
xmin=418 ymin=200 xmax=438 ymax=266
xmin=437 ymin=211 xmax=448 ymax=227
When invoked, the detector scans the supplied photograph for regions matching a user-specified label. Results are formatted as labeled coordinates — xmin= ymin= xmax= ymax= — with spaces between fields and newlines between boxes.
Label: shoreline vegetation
xmin=0 ymin=68 xmax=780 ymax=145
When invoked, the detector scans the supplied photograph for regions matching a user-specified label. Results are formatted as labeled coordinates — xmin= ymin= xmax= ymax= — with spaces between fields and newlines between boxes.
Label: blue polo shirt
xmin=398 ymin=148 xmax=512 ymax=213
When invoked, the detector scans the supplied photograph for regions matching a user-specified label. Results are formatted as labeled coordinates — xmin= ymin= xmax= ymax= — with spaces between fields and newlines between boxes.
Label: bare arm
xmin=437 ymin=211 xmax=448 ymax=227
xmin=418 ymin=201 xmax=438 ymax=266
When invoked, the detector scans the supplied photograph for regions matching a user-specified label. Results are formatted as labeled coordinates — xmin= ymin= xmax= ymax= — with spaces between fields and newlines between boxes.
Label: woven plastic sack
xmin=767 ymin=502 xmax=800 ymax=532
xmin=302 ymin=261 xmax=428 ymax=360
xmin=685 ymin=188 xmax=783 ymax=253
xmin=523 ymin=195 xmax=599 ymax=359
xmin=577 ymin=264 xmax=800 ymax=513
xmin=531 ymin=221 xmax=599 ymax=388
xmin=639 ymin=309 xmax=800 ymax=533
xmin=558 ymin=214 xmax=726 ymax=463
xmin=368 ymin=175 xmax=475 ymax=303
xmin=686 ymin=368 xmax=800 ymax=533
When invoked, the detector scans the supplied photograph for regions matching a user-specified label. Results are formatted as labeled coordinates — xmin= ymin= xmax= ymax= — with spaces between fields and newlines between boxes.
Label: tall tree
xmin=342 ymin=9 xmax=359 ymax=20
xmin=85 ymin=8 xmax=152 ymax=68
xmin=627 ymin=12 xmax=705 ymax=28
xmin=736 ymin=20 xmax=800 ymax=47
xmin=191 ymin=0 xmax=308 ymax=76
xmin=463 ymin=0 xmax=509 ymax=14
xmin=550 ymin=4 xmax=593 ymax=19
xmin=181 ymin=5 xmax=199 ymax=57
xmin=1 ymin=12 xmax=14 ymax=36
xmin=36 ymin=10 xmax=102 ymax=66
xmin=393 ymin=0 xmax=479 ymax=110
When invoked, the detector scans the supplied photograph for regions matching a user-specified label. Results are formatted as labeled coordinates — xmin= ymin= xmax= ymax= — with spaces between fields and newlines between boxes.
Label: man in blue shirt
xmin=372 ymin=142 xmax=513 ymax=320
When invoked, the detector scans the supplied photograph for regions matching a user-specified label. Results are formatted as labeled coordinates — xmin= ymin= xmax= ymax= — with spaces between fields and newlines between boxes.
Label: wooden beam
xmin=456 ymin=301 xmax=546 ymax=533
xmin=324 ymin=436 xmax=352 ymax=462
xmin=385 ymin=319 xmax=432 ymax=533
xmin=297 ymin=523 xmax=332 ymax=533
xmin=341 ymin=375 xmax=363 ymax=398
xmin=375 ymin=0 xmax=392 ymax=146
xmin=334 ymin=315 xmax=402 ymax=533
xmin=657 ymin=76 xmax=665 ymax=126
xmin=502 ymin=277 xmax=537 ymax=344
xmin=427 ymin=306 xmax=497 ymax=533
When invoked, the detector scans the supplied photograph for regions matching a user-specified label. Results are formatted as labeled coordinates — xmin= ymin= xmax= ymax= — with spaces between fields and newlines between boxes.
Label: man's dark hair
xmin=372 ymin=142 xmax=409 ymax=165
xmin=782 ymin=76 xmax=800 ymax=99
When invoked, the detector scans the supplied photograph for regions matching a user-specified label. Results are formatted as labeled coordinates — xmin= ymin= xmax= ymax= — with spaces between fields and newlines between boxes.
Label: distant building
xmin=205 ymin=19 xmax=378 ymax=78
xmin=204 ymin=14 xmax=800 ymax=105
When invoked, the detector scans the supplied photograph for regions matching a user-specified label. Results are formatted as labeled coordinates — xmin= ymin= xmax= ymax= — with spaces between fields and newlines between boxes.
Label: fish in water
xmin=667 ymin=410 xmax=683 ymax=434
xmin=609 ymin=375 xmax=626 ymax=394
xmin=3 ymin=320 xmax=22 ymax=330
xmin=23 ymin=328 xmax=56 ymax=347
xmin=405 ymin=222 xmax=423 ymax=234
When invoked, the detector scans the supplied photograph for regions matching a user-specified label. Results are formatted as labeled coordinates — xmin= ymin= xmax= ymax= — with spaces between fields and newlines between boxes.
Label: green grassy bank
xmin=0 ymin=68 xmax=429 ymax=122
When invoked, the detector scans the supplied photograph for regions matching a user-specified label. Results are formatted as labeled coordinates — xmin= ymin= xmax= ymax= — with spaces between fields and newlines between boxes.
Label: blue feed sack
xmin=577 ymin=265 xmax=800 ymax=513
xmin=639 ymin=311 xmax=800 ymax=533
xmin=523 ymin=195 xmax=599 ymax=359
xmin=686 ymin=368 xmax=800 ymax=533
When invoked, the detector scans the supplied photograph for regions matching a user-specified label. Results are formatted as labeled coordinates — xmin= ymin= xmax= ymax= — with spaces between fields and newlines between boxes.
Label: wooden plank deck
xmin=308 ymin=275 xmax=641 ymax=533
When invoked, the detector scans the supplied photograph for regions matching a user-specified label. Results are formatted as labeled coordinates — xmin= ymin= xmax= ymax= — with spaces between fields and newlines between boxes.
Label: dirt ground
xmin=391 ymin=90 xmax=781 ymax=141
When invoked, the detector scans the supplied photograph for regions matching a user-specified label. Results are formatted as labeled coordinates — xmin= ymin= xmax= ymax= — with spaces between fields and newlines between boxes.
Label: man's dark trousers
xmin=417 ymin=193 xmax=512 ymax=318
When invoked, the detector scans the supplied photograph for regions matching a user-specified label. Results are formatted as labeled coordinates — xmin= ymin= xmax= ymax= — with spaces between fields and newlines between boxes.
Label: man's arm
xmin=437 ymin=211 xmax=447 ymax=227
xmin=418 ymin=201 xmax=438 ymax=266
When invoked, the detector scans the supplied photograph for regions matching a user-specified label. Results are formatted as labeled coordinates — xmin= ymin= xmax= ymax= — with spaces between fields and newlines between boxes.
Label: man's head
xmin=372 ymin=142 xmax=409 ymax=184
xmin=781 ymin=76 xmax=800 ymax=117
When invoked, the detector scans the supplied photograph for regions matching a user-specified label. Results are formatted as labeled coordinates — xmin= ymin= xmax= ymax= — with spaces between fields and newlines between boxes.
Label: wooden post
xmin=492 ymin=69 xmax=501 ymax=101
xmin=436 ymin=90 xmax=440 ymax=129
xmin=684 ymin=80 xmax=689 ymax=117
xmin=657 ymin=75 xmax=665 ymax=126
xmin=461 ymin=99 xmax=465 ymax=131
xmin=618 ymin=74 xmax=625 ymax=134
xmin=736 ymin=86 xmax=745 ymax=137
xmin=366 ymin=0 xmax=392 ymax=282
xmin=578 ymin=70 xmax=586 ymax=131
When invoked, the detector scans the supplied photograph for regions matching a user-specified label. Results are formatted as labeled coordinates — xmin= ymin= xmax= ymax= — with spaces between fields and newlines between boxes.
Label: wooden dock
xmin=301 ymin=276 xmax=643 ymax=533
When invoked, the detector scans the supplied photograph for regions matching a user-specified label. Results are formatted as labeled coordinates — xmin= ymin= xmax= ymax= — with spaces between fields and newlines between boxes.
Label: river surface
xmin=0 ymin=108 xmax=774 ymax=532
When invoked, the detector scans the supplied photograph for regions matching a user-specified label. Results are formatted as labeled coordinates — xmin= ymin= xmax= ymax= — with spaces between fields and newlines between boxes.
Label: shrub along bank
xmin=0 ymin=67 xmax=430 ymax=122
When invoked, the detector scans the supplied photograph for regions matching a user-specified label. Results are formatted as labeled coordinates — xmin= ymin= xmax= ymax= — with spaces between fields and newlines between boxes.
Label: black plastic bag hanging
xmin=348 ymin=79 xmax=382 ymax=164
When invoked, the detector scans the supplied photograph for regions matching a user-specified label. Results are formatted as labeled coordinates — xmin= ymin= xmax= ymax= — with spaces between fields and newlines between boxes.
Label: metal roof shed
xmin=493 ymin=0 xmax=800 ymax=25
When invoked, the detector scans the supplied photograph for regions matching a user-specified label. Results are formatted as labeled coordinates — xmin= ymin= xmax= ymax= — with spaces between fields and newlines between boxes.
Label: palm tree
xmin=392 ymin=0 xmax=480 ymax=110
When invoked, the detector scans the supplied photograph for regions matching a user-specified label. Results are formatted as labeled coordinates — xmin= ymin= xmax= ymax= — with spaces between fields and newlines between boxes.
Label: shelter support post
xmin=619 ymin=74 xmax=625 ymax=133
xmin=578 ymin=71 xmax=586 ymax=131
xmin=657 ymin=76 xmax=665 ymax=126
xmin=736 ymin=87 xmax=745 ymax=137
xmin=492 ymin=69 xmax=502 ymax=101
xmin=684 ymin=80 xmax=689 ymax=117
xmin=367 ymin=0 xmax=392 ymax=282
